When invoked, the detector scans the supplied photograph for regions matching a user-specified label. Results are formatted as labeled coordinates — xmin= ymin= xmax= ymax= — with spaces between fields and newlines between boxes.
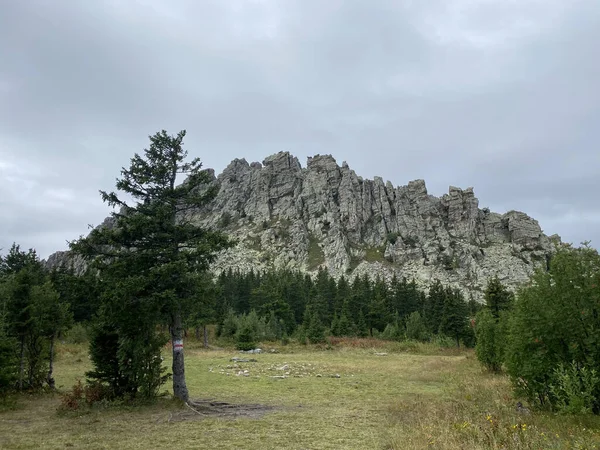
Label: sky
xmin=1 ymin=0 xmax=599 ymax=259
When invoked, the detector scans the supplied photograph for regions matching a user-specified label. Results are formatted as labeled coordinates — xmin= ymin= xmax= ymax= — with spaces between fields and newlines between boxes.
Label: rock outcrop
xmin=46 ymin=151 xmax=559 ymax=300
xmin=194 ymin=152 xmax=557 ymax=299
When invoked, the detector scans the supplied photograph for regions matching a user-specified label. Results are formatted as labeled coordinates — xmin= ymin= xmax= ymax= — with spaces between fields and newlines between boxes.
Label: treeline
xmin=207 ymin=269 xmax=481 ymax=348
xmin=0 ymin=244 xmax=75 ymax=396
xmin=474 ymin=244 xmax=600 ymax=414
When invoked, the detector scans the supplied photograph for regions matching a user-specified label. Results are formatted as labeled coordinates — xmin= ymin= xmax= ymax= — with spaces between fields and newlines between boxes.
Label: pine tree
xmin=2 ymin=249 xmax=48 ymax=390
xmin=484 ymin=276 xmax=514 ymax=319
xmin=423 ymin=280 xmax=446 ymax=334
xmin=438 ymin=288 xmax=468 ymax=347
xmin=71 ymin=130 xmax=231 ymax=402
xmin=189 ymin=273 xmax=216 ymax=348
xmin=368 ymin=276 xmax=388 ymax=335
xmin=0 ymin=310 xmax=17 ymax=397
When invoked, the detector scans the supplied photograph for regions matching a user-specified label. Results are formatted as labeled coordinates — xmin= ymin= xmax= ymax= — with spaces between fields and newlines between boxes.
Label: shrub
xmin=86 ymin=321 xmax=170 ymax=399
xmin=235 ymin=325 xmax=256 ymax=351
xmin=405 ymin=311 xmax=429 ymax=342
xmin=386 ymin=232 xmax=399 ymax=245
xmin=380 ymin=323 xmax=403 ymax=341
xmin=0 ymin=316 xmax=18 ymax=397
xmin=505 ymin=244 xmax=600 ymax=412
xmin=61 ymin=380 xmax=85 ymax=410
xmin=474 ymin=309 xmax=505 ymax=372
xmin=218 ymin=212 xmax=232 ymax=228
xmin=432 ymin=334 xmax=457 ymax=348
xmin=63 ymin=323 xmax=88 ymax=344
xmin=219 ymin=309 xmax=238 ymax=338
xmin=549 ymin=362 xmax=600 ymax=415
xmin=60 ymin=380 xmax=114 ymax=410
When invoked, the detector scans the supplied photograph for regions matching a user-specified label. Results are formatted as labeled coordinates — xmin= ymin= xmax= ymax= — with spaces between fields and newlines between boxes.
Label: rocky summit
xmin=192 ymin=152 xmax=558 ymax=300
xmin=47 ymin=151 xmax=560 ymax=300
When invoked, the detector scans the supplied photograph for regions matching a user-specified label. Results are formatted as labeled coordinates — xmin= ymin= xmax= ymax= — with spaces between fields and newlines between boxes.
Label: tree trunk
xmin=203 ymin=325 xmax=208 ymax=348
xmin=18 ymin=336 xmax=25 ymax=391
xmin=47 ymin=334 xmax=55 ymax=389
xmin=170 ymin=310 xmax=189 ymax=402
xmin=195 ymin=327 xmax=200 ymax=341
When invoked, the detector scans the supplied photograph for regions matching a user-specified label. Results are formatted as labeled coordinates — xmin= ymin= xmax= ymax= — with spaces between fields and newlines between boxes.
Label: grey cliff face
xmin=196 ymin=152 xmax=557 ymax=299
xmin=46 ymin=151 xmax=558 ymax=300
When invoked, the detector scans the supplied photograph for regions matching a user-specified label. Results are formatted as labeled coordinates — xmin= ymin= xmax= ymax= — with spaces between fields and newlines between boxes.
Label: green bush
xmin=431 ymin=334 xmax=457 ymax=348
xmin=235 ymin=325 xmax=257 ymax=351
xmin=86 ymin=321 xmax=169 ymax=399
xmin=549 ymin=362 xmax=600 ymax=415
xmin=505 ymin=244 xmax=600 ymax=412
xmin=474 ymin=309 xmax=505 ymax=372
xmin=405 ymin=311 xmax=429 ymax=342
xmin=219 ymin=309 xmax=238 ymax=338
xmin=380 ymin=323 xmax=403 ymax=341
xmin=0 ymin=316 xmax=18 ymax=397
xmin=64 ymin=323 xmax=89 ymax=344
xmin=386 ymin=232 xmax=399 ymax=245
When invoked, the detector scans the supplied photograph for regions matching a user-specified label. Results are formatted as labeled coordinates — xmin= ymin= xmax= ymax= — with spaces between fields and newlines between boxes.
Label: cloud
xmin=1 ymin=0 xmax=599 ymax=257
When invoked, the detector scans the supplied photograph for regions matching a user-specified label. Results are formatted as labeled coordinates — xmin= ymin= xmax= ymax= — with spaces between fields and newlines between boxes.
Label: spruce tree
xmin=71 ymin=130 xmax=231 ymax=402
xmin=438 ymin=288 xmax=469 ymax=347
xmin=484 ymin=276 xmax=514 ymax=319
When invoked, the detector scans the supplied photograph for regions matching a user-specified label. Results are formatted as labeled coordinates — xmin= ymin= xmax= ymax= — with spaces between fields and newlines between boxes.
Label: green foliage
xmin=86 ymin=322 xmax=126 ymax=397
xmin=549 ymin=362 xmax=600 ymax=415
xmin=70 ymin=130 xmax=232 ymax=401
xmin=474 ymin=309 xmax=505 ymax=372
xmin=218 ymin=212 xmax=233 ymax=228
xmin=386 ymin=232 xmax=399 ymax=245
xmin=219 ymin=308 xmax=239 ymax=338
xmin=63 ymin=323 xmax=89 ymax=344
xmin=505 ymin=244 xmax=600 ymax=412
xmin=484 ymin=276 xmax=513 ymax=319
xmin=1 ymin=245 xmax=71 ymax=391
xmin=438 ymin=288 xmax=469 ymax=347
xmin=305 ymin=312 xmax=326 ymax=344
xmin=49 ymin=268 xmax=100 ymax=323
xmin=0 ymin=314 xmax=18 ymax=397
xmin=402 ymin=235 xmax=418 ymax=248
xmin=380 ymin=322 xmax=403 ymax=341
xmin=235 ymin=325 xmax=257 ymax=351
xmin=86 ymin=319 xmax=170 ymax=399
xmin=405 ymin=311 xmax=429 ymax=342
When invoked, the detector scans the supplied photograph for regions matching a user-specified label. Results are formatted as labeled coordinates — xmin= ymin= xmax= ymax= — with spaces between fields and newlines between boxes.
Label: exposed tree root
xmin=167 ymin=399 xmax=274 ymax=422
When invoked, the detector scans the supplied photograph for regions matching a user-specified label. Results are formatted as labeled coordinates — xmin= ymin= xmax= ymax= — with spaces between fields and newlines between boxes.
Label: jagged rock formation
xmin=46 ymin=152 xmax=559 ymax=300
xmin=191 ymin=152 xmax=558 ymax=299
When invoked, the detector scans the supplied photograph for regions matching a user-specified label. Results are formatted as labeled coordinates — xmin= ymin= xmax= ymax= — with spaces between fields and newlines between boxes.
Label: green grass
xmin=364 ymin=245 xmax=386 ymax=263
xmin=1 ymin=339 xmax=600 ymax=449
xmin=307 ymin=234 xmax=325 ymax=270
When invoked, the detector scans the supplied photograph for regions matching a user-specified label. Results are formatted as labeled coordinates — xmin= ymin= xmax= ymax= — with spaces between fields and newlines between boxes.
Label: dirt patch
xmin=165 ymin=399 xmax=275 ymax=422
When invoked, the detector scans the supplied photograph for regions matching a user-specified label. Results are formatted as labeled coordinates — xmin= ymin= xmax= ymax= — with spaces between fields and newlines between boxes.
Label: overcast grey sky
xmin=1 ymin=0 xmax=599 ymax=259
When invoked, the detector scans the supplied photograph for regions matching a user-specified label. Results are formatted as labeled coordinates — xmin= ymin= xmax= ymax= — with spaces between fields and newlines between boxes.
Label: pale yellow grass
xmin=0 ymin=341 xmax=599 ymax=449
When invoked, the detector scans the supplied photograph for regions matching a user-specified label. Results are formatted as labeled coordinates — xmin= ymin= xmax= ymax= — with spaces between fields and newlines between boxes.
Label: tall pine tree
xmin=71 ymin=130 xmax=231 ymax=402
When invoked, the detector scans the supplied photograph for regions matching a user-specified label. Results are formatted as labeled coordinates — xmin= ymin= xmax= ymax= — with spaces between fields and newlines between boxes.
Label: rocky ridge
xmin=46 ymin=152 xmax=559 ymax=300
xmin=192 ymin=152 xmax=558 ymax=299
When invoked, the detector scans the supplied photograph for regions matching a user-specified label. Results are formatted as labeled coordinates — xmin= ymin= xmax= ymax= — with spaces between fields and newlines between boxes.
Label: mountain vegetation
xmin=1 ymin=130 xmax=599 ymax=447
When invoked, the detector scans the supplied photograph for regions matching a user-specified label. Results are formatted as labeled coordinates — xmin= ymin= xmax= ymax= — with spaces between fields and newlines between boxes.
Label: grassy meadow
xmin=1 ymin=337 xmax=599 ymax=449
